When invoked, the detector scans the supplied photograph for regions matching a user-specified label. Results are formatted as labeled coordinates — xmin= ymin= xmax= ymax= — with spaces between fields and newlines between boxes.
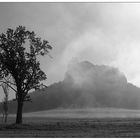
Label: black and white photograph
xmin=1 ymin=2 xmax=140 ymax=138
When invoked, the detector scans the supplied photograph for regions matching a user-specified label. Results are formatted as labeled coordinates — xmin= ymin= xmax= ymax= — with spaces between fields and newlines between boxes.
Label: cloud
xmin=111 ymin=41 xmax=140 ymax=86
xmin=47 ymin=3 xmax=140 ymax=87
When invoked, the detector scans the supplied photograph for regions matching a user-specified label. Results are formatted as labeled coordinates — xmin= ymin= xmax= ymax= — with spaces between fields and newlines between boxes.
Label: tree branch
xmin=3 ymin=76 xmax=16 ymax=86
xmin=0 ymin=80 xmax=17 ymax=92
xmin=23 ymin=64 xmax=36 ymax=92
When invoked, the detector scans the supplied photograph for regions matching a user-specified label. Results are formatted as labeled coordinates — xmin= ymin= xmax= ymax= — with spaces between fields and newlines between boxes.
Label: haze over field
xmin=23 ymin=108 xmax=140 ymax=118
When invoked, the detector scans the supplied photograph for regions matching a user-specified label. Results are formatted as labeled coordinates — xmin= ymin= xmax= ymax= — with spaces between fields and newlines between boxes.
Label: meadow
xmin=1 ymin=108 xmax=140 ymax=137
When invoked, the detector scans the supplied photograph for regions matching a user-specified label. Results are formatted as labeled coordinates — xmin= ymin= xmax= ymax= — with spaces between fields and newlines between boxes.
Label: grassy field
xmin=1 ymin=108 xmax=140 ymax=137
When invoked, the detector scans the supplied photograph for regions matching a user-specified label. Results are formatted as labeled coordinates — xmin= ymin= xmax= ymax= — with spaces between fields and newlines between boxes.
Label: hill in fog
xmin=7 ymin=61 xmax=140 ymax=113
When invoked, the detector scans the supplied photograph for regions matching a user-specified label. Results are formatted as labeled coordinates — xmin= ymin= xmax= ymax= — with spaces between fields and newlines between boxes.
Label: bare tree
xmin=1 ymin=78 xmax=9 ymax=123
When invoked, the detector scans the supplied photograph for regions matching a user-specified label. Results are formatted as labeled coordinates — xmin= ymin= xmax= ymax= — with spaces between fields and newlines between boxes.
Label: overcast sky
xmin=1 ymin=3 xmax=140 ymax=99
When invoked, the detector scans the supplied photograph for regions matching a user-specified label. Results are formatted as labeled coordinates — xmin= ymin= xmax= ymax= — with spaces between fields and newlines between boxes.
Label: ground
xmin=1 ymin=108 xmax=140 ymax=137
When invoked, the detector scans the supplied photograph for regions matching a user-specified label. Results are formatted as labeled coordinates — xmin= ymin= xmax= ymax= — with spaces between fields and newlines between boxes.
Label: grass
xmin=1 ymin=108 xmax=140 ymax=137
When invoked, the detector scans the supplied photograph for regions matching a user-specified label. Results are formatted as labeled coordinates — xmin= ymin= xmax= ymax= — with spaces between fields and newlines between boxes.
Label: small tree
xmin=0 ymin=26 xmax=52 ymax=124
xmin=1 ymin=79 xmax=9 ymax=123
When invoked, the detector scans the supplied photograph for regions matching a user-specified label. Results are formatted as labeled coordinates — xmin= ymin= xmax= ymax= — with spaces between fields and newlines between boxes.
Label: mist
xmin=62 ymin=60 xmax=139 ymax=109
xmin=0 ymin=3 xmax=140 ymax=110
xmin=6 ymin=60 xmax=140 ymax=114
xmin=46 ymin=3 xmax=140 ymax=88
xmin=1 ymin=3 xmax=140 ymax=101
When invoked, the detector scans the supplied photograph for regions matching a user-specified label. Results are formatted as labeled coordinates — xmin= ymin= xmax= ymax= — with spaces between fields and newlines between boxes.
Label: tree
xmin=0 ymin=26 xmax=52 ymax=124
xmin=1 ymin=79 xmax=9 ymax=123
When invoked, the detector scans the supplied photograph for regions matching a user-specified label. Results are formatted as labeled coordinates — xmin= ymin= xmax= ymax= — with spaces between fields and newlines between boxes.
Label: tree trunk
xmin=16 ymin=101 xmax=23 ymax=124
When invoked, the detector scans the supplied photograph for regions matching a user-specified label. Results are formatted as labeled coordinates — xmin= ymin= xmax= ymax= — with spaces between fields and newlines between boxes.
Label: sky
xmin=0 ymin=3 xmax=140 ymax=99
